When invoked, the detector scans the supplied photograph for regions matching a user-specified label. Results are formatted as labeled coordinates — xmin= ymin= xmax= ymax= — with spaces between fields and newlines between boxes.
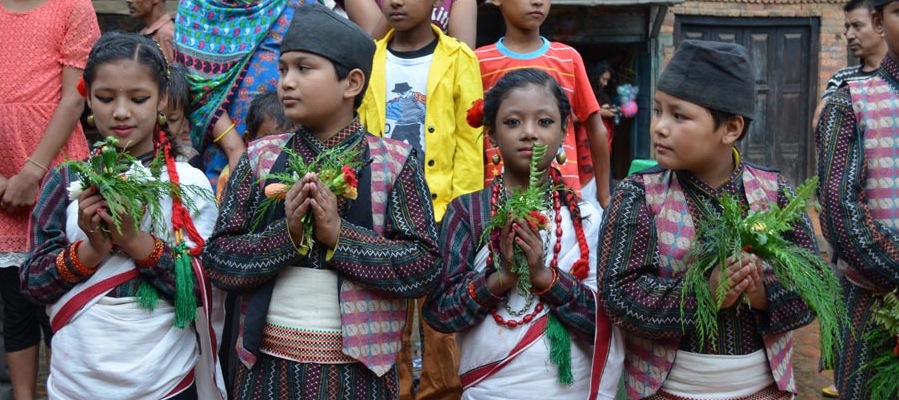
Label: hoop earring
xmin=491 ymin=153 xmax=501 ymax=165
xmin=555 ymin=148 xmax=567 ymax=164
xmin=86 ymin=114 xmax=94 ymax=127
xmin=157 ymin=113 xmax=167 ymax=126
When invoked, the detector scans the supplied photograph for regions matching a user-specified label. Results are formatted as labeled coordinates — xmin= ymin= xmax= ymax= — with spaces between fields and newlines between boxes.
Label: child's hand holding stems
xmin=285 ymin=172 xmax=342 ymax=250
xmin=76 ymin=186 xmax=159 ymax=269
xmin=487 ymin=216 xmax=554 ymax=297
xmin=708 ymin=252 xmax=768 ymax=311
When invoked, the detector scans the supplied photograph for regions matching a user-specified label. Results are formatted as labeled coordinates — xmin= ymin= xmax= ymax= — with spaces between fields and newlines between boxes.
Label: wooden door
xmin=675 ymin=17 xmax=819 ymax=186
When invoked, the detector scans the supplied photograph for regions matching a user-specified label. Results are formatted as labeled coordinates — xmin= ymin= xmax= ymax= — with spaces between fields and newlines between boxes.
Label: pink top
xmin=0 ymin=0 xmax=98 ymax=259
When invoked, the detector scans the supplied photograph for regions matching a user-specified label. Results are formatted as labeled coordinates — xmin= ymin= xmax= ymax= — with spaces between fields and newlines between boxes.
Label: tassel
xmin=136 ymin=281 xmax=159 ymax=311
xmin=546 ymin=314 xmax=573 ymax=385
xmin=172 ymin=243 xmax=197 ymax=329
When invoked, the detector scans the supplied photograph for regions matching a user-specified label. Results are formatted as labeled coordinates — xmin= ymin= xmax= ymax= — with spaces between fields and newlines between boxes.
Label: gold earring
xmin=491 ymin=153 xmax=501 ymax=165
xmin=555 ymin=148 xmax=567 ymax=164
xmin=86 ymin=114 xmax=94 ymax=127
xmin=157 ymin=113 xmax=167 ymax=126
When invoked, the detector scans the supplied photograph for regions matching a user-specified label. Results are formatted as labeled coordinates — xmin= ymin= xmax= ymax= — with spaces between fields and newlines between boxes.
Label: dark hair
xmin=332 ymin=60 xmax=366 ymax=109
xmin=845 ymin=0 xmax=873 ymax=13
xmin=483 ymin=68 xmax=572 ymax=133
xmin=709 ymin=108 xmax=752 ymax=141
xmin=246 ymin=91 xmax=294 ymax=142
xmin=594 ymin=61 xmax=615 ymax=104
xmin=84 ymin=32 xmax=169 ymax=93
xmin=83 ymin=32 xmax=183 ymax=155
xmin=167 ymin=64 xmax=191 ymax=115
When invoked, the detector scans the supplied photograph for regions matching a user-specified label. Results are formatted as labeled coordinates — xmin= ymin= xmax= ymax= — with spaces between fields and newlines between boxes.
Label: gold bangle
xmin=25 ymin=157 xmax=48 ymax=173
xmin=213 ymin=123 xmax=236 ymax=143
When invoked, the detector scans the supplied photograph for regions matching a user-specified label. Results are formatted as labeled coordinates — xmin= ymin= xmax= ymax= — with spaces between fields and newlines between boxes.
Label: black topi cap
xmin=281 ymin=3 xmax=375 ymax=82
xmin=657 ymin=40 xmax=756 ymax=119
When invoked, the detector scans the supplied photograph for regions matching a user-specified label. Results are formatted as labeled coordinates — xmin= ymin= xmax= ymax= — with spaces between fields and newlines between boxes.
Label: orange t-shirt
xmin=475 ymin=38 xmax=601 ymax=192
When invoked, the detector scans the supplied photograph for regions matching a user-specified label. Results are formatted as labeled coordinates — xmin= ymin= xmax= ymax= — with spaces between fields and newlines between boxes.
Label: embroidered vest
xmin=844 ymin=78 xmax=899 ymax=291
xmin=240 ymin=133 xmax=410 ymax=376
xmin=625 ymin=167 xmax=796 ymax=398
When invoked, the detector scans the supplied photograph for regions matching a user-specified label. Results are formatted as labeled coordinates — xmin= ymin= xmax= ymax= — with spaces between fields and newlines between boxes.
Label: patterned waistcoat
xmin=844 ymin=77 xmax=899 ymax=291
xmin=624 ymin=167 xmax=796 ymax=398
xmin=238 ymin=133 xmax=410 ymax=377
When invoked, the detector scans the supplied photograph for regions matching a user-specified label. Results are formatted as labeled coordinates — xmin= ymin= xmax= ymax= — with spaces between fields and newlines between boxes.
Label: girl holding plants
xmin=19 ymin=32 xmax=223 ymax=399
xmin=598 ymin=40 xmax=818 ymax=399
xmin=423 ymin=68 xmax=623 ymax=400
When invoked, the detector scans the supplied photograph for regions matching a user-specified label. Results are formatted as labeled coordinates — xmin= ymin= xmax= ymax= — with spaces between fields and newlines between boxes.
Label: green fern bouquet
xmin=863 ymin=290 xmax=899 ymax=398
xmin=481 ymin=143 xmax=555 ymax=296
xmin=255 ymin=146 xmax=361 ymax=251
xmin=680 ymin=176 xmax=846 ymax=368
xmin=63 ymin=137 xmax=206 ymax=236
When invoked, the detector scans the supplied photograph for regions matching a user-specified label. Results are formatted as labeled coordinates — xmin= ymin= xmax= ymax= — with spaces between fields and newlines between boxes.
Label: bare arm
xmin=585 ymin=112 xmax=611 ymax=208
xmin=344 ymin=0 xmax=390 ymax=39
xmin=212 ymin=111 xmax=246 ymax=172
xmin=447 ymin=0 xmax=478 ymax=49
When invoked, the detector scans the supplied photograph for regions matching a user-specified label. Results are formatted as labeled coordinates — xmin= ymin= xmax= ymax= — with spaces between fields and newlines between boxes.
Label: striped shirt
xmin=821 ymin=65 xmax=877 ymax=100
xmin=476 ymin=38 xmax=601 ymax=191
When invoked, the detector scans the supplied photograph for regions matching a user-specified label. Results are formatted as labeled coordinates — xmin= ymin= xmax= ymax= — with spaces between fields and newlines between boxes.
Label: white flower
xmin=67 ymin=181 xmax=84 ymax=201
xmin=123 ymin=161 xmax=152 ymax=183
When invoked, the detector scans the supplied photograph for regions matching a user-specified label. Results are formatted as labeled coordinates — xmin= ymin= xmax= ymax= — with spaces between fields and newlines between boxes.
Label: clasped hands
xmin=709 ymin=252 xmax=768 ymax=311
xmin=284 ymin=172 xmax=341 ymax=250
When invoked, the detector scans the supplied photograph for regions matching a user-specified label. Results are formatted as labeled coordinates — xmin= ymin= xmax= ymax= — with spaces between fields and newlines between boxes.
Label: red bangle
xmin=468 ymin=280 xmax=491 ymax=308
xmin=56 ymin=251 xmax=79 ymax=283
xmin=532 ymin=267 xmax=559 ymax=296
xmin=135 ymin=236 xmax=164 ymax=268
xmin=69 ymin=241 xmax=96 ymax=276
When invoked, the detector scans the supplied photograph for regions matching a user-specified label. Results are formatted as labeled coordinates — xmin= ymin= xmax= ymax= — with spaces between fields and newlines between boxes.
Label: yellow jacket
xmin=359 ymin=25 xmax=484 ymax=222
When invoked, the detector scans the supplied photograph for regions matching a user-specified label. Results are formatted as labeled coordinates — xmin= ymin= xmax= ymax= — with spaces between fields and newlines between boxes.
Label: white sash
xmin=47 ymin=162 xmax=225 ymax=399
xmin=661 ymin=350 xmax=774 ymax=398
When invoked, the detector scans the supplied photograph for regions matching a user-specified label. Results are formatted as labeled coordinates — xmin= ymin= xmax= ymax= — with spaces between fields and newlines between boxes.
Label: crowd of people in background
xmin=0 ymin=0 xmax=897 ymax=398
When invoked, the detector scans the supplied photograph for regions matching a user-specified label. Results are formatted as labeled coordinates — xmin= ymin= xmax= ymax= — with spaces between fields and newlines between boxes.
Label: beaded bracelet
xmin=532 ymin=267 xmax=559 ymax=296
xmin=69 ymin=240 xmax=96 ymax=276
xmin=468 ymin=280 xmax=491 ymax=308
xmin=213 ymin=123 xmax=236 ymax=143
xmin=56 ymin=251 xmax=79 ymax=283
xmin=135 ymin=236 xmax=164 ymax=268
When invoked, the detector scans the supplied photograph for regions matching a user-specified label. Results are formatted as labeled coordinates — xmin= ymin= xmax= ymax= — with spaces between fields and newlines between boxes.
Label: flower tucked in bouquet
xmin=680 ymin=176 xmax=846 ymax=368
xmin=864 ymin=290 xmax=899 ymax=398
xmin=481 ymin=143 xmax=554 ymax=295
xmin=256 ymin=146 xmax=361 ymax=251
xmin=64 ymin=137 xmax=207 ymax=237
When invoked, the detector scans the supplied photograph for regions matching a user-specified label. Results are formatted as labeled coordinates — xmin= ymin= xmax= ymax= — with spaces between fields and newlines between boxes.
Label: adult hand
xmin=1 ymin=163 xmax=43 ymax=212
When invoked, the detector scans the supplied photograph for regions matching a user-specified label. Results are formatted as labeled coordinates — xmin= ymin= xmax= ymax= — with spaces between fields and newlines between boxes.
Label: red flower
xmin=526 ymin=210 xmax=550 ymax=230
xmin=76 ymin=76 xmax=87 ymax=99
xmin=341 ymin=165 xmax=358 ymax=188
xmin=466 ymin=99 xmax=485 ymax=128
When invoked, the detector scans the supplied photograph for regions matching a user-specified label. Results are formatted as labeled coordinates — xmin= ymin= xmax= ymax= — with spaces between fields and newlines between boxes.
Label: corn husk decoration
xmin=680 ymin=176 xmax=846 ymax=368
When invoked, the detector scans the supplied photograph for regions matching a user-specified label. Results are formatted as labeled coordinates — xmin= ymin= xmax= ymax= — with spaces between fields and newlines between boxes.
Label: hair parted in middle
xmin=482 ymin=68 xmax=572 ymax=134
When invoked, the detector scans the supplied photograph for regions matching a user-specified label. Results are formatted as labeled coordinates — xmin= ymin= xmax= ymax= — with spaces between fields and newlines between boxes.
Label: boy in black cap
xmin=817 ymin=0 xmax=899 ymax=397
xmin=202 ymin=4 xmax=441 ymax=398
xmin=598 ymin=39 xmax=817 ymax=399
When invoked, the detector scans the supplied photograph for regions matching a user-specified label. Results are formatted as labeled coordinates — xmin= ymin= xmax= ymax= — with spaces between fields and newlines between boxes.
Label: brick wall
xmin=658 ymin=0 xmax=847 ymax=98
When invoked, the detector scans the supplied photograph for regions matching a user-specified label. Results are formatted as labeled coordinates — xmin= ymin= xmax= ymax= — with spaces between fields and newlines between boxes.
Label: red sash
xmin=460 ymin=315 xmax=548 ymax=389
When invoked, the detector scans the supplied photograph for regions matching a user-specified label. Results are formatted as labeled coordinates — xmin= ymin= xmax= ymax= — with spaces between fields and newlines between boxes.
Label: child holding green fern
xmin=19 ymin=33 xmax=224 ymax=399
xmin=597 ymin=40 xmax=820 ymax=400
xmin=422 ymin=68 xmax=623 ymax=399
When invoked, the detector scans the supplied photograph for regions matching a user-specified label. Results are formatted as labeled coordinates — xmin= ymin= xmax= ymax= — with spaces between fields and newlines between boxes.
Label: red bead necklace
xmin=487 ymin=177 xmax=563 ymax=328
